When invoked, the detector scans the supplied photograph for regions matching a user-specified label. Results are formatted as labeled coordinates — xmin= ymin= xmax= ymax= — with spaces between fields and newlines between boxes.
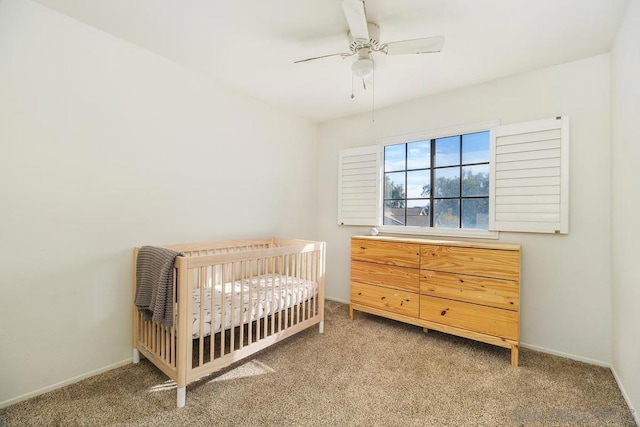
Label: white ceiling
xmin=34 ymin=0 xmax=630 ymax=123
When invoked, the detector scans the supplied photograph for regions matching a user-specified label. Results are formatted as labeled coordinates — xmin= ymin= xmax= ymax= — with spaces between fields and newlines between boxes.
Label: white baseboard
xmin=519 ymin=342 xmax=611 ymax=367
xmin=611 ymin=365 xmax=639 ymax=426
xmin=0 ymin=358 xmax=132 ymax=410
xmin=325 ymin=296 xmax=350 ymax=304
xmin=520 ymin=343 xmax=637 ymax=425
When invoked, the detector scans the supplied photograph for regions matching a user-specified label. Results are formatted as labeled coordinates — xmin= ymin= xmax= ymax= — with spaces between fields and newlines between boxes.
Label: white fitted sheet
xmin=191 ymin=274 xmax=318 ymax=338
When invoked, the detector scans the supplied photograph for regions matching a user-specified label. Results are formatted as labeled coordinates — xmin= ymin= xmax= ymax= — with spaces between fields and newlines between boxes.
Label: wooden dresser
xmin=350 ymin=235 xmax=521 ymax=366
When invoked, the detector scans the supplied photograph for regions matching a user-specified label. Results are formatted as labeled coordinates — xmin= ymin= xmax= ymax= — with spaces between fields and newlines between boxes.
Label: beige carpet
xmin=1 ymin=300 xmax=635 ymax=426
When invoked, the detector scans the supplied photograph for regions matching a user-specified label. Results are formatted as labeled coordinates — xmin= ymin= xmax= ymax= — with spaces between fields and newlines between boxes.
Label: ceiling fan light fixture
xmin=352 ymin=58 xmax=374 ymax=79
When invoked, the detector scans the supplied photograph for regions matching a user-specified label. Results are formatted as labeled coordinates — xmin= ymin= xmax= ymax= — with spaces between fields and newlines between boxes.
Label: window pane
xmin=435 ymin=136 xmax=460 ymax=167
xmin=434 ymin=167 xmax=460 ymax=198
xmin=462 ymin=164 xmax=489 ymax=197
xmin=462 ymin=131 xmax=490 ymax=164
xmin=407 ymin=169 xmax=430 ymax=199
xmin=462 ymin=198 xmax=489 ymax=229
xmin=434 ymin=199 xmax=460 ymax=228
xmin=384 ymin=144 xmax=405 ymax=172
xmin=407 ymin=140 xmax=430 ymax=170
xmin=384 ymin=172 xmax=405 ymax=199
xmin=380 ymin=129 xmax=490 ymax=231
xmin=407 ymin=200 xmax=430 ymax=227
xmin=383 ymin=200 xmax=405 ymax=226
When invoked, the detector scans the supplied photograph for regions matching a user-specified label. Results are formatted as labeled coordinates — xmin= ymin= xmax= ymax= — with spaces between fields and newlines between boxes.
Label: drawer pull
xmin=360 ymin=246 xmax=366 ymax=250
xmin=440 ymin=309 xmax=448 ymax=316
xmin=459 ymin=279 xmax=464 ymax=283
xmin=358 ymin=292 xmax=362 ymax=296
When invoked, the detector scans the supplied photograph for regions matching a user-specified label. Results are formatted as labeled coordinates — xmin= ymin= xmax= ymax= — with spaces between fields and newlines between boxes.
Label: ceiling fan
xmin=294 ymin=0 xmax=445 ymax=84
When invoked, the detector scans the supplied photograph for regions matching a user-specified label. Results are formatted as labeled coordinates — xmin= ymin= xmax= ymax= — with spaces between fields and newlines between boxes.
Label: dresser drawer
xmin=420 ymin=245 xmax=520 ymax=280
xmin=420 ymin=270 xmax=519 ymax=311
xmin=352 ymin=239 xmax=420 ymax=268
xmin=352 ymin=260 xmax=419 ymax=292
xmin=419 ymin=295 xmax=518 ymax=340
xmin=351 ymin=282 xmax=419 ymax=318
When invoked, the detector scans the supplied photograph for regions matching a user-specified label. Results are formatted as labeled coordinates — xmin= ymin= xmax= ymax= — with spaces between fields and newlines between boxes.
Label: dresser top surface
xmin=352 ymin=235 xmax=521 ymax=252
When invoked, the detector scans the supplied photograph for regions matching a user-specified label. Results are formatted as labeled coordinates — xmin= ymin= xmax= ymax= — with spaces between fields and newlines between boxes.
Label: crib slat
xmin=151 ymin=322 xmax=156 ymax=354
xmin=156 ymin=324 xmax=161 ymax=356
xmin=220 ymin=263 xmax=226 ymax=357
xmin=277 ymin=256 xmax=283 ymax=332
xmin=209 ymin=265 xmax=216 ymax=362
xmin=161 ymin=325 xmax=166 ymax=362
xmin=256 ymin=259 xmax=268 ymax=341
xmin=312 ymin=250 xmax=316 ymax=319
xmin=270 ymin=256 xmax=275 ymax=336
xmin=230 ymin=262 xmax=236 ymax=354
xmin=283 ymin=254 xmax=289 ymax=329
xmin=145 ymin=317 xmax=150 ymax=348
xmin=198 ymin=267 xmax=205 ymax=367
xmin=296 ymin=253 xmax=302 ymax=325
xmin=239 ymin=260 xmax=245 ymax=350
xmin=248 ymin=259 xmax=254 ymax=346
xmin=264 ymin=258 xmax=268 ymax=336
xmin=171 ymin=268 xmax=177 ymax=367
xmin=308 ymin=252 xmax=312 ymax=320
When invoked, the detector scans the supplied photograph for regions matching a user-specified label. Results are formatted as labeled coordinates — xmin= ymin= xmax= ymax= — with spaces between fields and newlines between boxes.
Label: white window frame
xmin=376 ymin=120 xmax=500 ymax=239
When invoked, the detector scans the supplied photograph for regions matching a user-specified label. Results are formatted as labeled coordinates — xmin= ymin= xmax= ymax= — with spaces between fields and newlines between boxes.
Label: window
xmin=383 ymin=131 xmax=490 ymax=230
xmin=337 ymin=116 xmax=569 ymax=236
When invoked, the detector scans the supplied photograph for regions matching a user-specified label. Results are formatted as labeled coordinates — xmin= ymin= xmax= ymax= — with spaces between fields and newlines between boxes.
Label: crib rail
xmin=162 ymin=238 xmax=276 ymax=257
xmin=133 ymin=238 xmax=325 ymax=408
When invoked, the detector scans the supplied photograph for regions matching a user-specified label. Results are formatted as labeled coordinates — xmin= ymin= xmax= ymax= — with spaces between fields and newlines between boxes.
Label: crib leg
xmin=319 ymin=321 xmax=324 ymax=334
xmin=177 ymin=387 xmax=186 ymax=408
xmin=132 ymin=348 xmax=140 ymax=364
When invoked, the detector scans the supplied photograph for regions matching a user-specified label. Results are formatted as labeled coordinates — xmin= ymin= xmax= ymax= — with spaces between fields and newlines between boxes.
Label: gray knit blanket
xmin=135 ymin=246 xmax=181 ymax=327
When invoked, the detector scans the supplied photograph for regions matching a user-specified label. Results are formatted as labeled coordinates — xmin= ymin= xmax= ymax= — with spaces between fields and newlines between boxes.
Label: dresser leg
xmin=422 ymin=327 xmax=429 ymax=334
xmin=511 ymin=344 xmax=519 ymax=367
xmin=349 ymin=305 xmax=354 ymax=320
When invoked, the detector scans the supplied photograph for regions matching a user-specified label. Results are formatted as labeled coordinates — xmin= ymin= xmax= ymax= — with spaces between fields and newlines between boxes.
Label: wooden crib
xmin=132 ymin=238 xmax=326 ymax=408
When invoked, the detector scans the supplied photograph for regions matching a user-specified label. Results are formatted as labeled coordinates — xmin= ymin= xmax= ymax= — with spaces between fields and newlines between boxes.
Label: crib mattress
xmin=191 ymin=274 xmax=318 ymax=338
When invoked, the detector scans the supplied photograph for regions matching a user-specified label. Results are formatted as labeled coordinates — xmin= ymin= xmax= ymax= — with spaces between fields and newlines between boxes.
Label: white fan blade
xmin=341 ymin=0 xmax=369 ymax=41
xmin=294 ymin=52 xmax=354 ymax=64
xmin=384 ymin=36 xmax=445 ymax=55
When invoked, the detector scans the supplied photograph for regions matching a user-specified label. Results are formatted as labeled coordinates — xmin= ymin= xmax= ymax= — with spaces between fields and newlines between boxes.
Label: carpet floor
xmin=1 ymin=300 xmax=635 ymax=426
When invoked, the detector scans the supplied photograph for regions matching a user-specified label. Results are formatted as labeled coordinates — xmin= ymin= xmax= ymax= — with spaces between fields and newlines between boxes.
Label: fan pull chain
xmin=350 ymin=73 xmax=355 ymax=99
xmin=371 ymin=64 xmax=375 ymax=122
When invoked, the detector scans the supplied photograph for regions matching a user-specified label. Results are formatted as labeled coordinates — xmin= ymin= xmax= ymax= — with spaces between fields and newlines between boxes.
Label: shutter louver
xmin=338 ymin=145 xmax=380 ymax=226
xmin=491 ymin=116 xmax=569 ymax=234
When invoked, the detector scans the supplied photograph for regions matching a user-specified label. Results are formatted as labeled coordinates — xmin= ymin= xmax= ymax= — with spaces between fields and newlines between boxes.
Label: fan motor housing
xmin=348 ymin=22 xmax=381 ymax=53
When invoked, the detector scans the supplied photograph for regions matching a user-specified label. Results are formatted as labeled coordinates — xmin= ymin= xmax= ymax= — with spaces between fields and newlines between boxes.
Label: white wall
xmin=0 ymin=0 xmax=317 ymax=406
xmin=318 ymin=54 xmax=612 ymax=364
xmin=611 ymin=0 xmax=640 ymax=420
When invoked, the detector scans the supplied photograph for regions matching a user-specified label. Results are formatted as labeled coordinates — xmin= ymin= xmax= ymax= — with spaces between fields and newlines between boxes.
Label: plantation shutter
xmin=338 ymin=145 xmax=380 ymax=226
xmin=490 ymin=116 xmax=570 ymax=234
